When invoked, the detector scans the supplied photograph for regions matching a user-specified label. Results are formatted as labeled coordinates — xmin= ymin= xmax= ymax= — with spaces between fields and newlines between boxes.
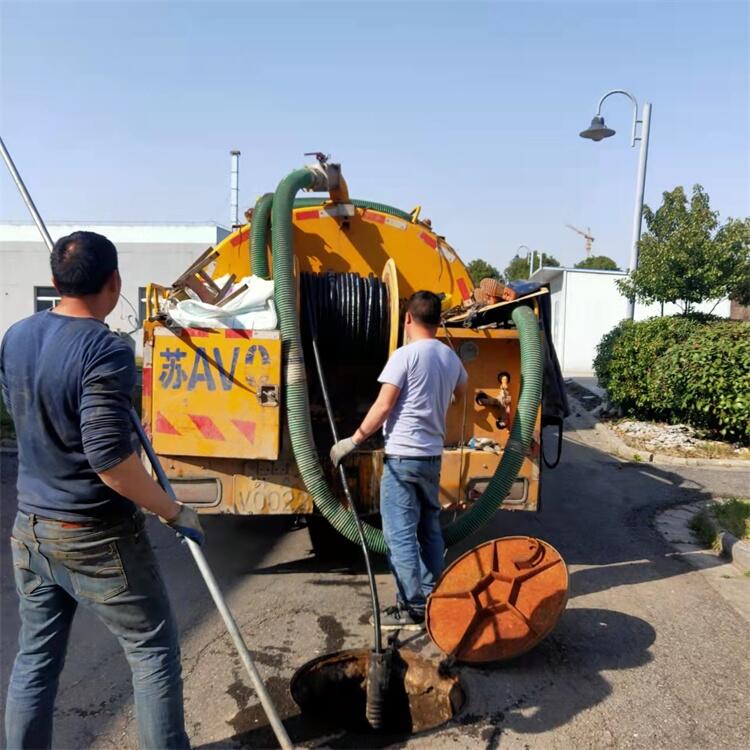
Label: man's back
xmin=0 ymin=310 xmax=136 ymax=520
xmin=379 ymin=338 xmax=466 ymax=457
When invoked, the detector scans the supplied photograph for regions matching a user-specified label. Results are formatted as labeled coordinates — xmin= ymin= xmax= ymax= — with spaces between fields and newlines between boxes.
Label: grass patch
xmin=689 ymin=510 xmax=718 ymax=548
xmin=714 ymin=498 xmax=750 ymax=540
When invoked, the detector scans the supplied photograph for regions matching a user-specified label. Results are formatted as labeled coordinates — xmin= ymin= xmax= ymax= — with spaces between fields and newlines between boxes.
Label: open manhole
xmin=291 ymin=648 xmax=464 ymax=738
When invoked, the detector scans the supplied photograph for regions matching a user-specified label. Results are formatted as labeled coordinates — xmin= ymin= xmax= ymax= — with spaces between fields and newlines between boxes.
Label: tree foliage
xmin=574 ymin=255 xmax=621 ymax=271
xmin=617 ymin=185 xmax=750 ymax=313
xmin=466 ymin=259 xmax=501 ymax=286
xmin=594 ymin=316 xmax=750 ymax=442
xmin=504 ymin=253 xmax=560 ymax=281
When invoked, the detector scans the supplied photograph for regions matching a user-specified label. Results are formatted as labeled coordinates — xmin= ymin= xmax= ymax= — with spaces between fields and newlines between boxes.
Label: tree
xmin=574 ymin=255 xmax=621 ymax=271
xmin=504 ymin=253 xmax=560 ymax=282
xmin=617 ymin=185 xmax=750 ymax=313
xmin=466 ymin=259 xmax=501 ymax=286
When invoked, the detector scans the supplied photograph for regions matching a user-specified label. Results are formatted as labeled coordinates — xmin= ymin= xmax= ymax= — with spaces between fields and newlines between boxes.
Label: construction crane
xmin=566 ymin=224 xmax=595 ymax=257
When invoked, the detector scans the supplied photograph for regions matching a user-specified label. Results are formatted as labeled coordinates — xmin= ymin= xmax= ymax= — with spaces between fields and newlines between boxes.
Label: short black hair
xmin=407 ymin=290 xmax=441 ymax=327
xmin=50 ymin=231 xmax=118 ymax=296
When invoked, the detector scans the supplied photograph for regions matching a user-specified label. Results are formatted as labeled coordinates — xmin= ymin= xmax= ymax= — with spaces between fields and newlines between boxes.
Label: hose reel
xmin=270 ymin=166 xmax=545 ymax=554
xmin=300 ymin=271 xmax=390 ymax=362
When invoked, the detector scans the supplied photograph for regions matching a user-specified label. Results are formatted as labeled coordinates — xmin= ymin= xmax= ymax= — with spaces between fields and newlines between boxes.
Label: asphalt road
xmin=1 ymin=420 xmax=748 ymax=749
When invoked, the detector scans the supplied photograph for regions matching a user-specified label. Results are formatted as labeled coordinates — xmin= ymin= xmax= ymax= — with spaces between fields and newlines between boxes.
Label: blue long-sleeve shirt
xmin=0 ymin=310 xmax=137 ymax=521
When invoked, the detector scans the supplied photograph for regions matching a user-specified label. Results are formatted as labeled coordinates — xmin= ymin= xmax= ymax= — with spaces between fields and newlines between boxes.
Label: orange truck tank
xmin=141 ymin=162 xmax=547 ymax=552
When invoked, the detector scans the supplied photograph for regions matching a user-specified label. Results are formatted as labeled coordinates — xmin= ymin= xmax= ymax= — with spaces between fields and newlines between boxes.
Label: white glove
xmin=330 ymin=436 xmax=359 ymax=467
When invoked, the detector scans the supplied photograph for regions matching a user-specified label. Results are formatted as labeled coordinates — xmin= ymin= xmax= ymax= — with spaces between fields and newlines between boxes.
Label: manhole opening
xmin=291 ymin=648 xmax=464 ymax=737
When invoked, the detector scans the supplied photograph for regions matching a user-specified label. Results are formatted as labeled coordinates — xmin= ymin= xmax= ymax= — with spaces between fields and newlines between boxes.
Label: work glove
xmin=167 ymin=502 xmax=205 ymax=545
xmin=330 ymin=436 xmax=359 ymax=468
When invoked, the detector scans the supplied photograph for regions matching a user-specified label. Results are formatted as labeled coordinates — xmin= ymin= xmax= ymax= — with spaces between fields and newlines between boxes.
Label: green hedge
xmin=594 ymin=316 xmax=750 ymax=442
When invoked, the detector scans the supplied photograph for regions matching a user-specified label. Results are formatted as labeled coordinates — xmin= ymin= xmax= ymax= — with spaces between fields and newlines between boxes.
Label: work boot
xmin=371 ymin=605 xmax=425 ymax=631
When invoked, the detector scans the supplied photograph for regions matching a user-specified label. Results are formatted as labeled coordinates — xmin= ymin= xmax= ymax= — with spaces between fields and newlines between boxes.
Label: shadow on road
xmin=0 ymin=418 xmax=738 ymax=748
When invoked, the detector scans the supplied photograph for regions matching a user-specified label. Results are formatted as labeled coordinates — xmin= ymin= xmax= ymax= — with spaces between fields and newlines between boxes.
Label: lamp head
xmin=579 ymin=115 xmax=616 ymax=141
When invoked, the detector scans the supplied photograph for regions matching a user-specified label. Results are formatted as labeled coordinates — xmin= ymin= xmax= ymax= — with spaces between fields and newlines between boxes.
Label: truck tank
xmin=141 ymin=161 xmax=546 ymax=554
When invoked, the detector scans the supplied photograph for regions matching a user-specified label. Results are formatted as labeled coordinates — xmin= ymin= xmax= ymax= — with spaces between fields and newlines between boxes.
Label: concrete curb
xmin=565 ymin=394 xmax=750 ymax=469
xmin=702 ymin=509 xmax=750 ymax=574
xmin=657 ymin=500 xmax=750 ymax=575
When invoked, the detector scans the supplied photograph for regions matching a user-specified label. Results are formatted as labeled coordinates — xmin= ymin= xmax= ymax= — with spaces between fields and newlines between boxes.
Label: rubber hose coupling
xmin=365 ymin=649 xmax=392 ymax=730
xmin=303 ymin=163 xmax=329 ymax=192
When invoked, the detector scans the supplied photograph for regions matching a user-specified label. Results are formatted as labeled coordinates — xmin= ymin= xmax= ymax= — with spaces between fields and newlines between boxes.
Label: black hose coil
xmin=300 ymin=271 xmax=390 ymax=361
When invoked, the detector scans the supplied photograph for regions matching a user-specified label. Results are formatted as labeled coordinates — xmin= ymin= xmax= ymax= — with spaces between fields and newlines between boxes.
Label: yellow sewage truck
xmin=141 ymin=159 xmax=550 ymax=556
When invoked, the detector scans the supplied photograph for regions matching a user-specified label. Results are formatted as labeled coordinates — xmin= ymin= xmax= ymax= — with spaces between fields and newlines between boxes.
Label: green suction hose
xmin=250 ymin=192 xmax=274 ymax=279
xmin=293 ymin=197 xmax=413 ymax=223
xmin=271 ymin=167 xmax=545 ymax=554
xmin=443 ymin=303 xmax=542 ymax=545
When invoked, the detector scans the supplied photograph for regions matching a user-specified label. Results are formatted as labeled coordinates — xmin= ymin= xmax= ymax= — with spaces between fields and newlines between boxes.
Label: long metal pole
xmin=130 ymin=413 xmax=293 ymax=750
xmin=0 ymin=136 xmax=54 ymax=251
xmin=625 ymin=102 xmax=652 ymax=320
xmin=230 ymin=150 xmax=240 ymax=227
xmin=1 ymin=136 xmax=292 ymax=750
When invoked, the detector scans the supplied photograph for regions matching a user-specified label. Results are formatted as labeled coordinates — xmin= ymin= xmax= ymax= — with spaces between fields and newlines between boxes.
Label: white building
xmin=530 ymin=266 xmax=731 ymax=376
xmin=0 ymin=222 xmax=230 ymax=350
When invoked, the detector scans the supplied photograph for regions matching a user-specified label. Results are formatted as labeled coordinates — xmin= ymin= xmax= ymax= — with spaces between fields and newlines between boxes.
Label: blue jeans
xmin=5 ymin=511 xmax=189 ymax=750
xmin=380 ymin=456 xmax=445 ymax=618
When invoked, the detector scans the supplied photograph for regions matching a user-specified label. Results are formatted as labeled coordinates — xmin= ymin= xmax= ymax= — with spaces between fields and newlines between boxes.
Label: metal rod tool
xmin=130 ymin=413 xmax=293 ymax=750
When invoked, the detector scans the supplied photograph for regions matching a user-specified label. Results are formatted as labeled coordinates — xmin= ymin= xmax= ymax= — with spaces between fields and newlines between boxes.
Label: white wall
xmin=561 ymin=272 xmax=629 ymax=375
xmin=635 ymin=298 xmax=731 ymax=319
xmin=544 ymin=268 xmax=732 ymax=376
xmin=0 ymin=224 xmax=229 ymax=352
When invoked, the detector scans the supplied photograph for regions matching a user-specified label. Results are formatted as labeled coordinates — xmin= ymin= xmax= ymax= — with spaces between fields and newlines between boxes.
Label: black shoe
xmin=371 ymin=606 xmax=425 ymax=631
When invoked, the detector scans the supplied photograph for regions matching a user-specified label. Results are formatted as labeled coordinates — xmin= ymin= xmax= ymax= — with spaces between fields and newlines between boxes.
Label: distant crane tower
xmin=566 ymin=224 xmax=595 ymax=257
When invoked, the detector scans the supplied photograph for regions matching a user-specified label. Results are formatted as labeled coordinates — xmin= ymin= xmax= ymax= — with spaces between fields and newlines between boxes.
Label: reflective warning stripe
xmin=142 ymin=367 xmax=152 ymax=397
xmin=438 ymin=241 xmax=457 ymax=263
xmin=362 ymin=209 xmax=385 ymax=225
xmin=457 ymin=278 xmax=471 ymax=301
xmin=419 ymin=231 xmax=437 ymax=249
xmin=362 ymin=209 xmax=407 ymax=230
xmin=232 ymin=419 xmax=256 ymax=444
xmin=180 ymin=327 xmax=210 ymax=338
xmin=384 ymin=216 xmax=407 ymax=230
xmin=296 ymin=205 xmax=355 ymax=221
xmin=295 ymin=209 xmax=320 ymax=221
xmin=189 ymin=414 xmax=225 ymax=441
xmin=225 ymin=329 xmax=254 ymax=339
xmin=156 ymin=412 xmax=180 ymax=435
xmin=229 ymin=229 xmax=249 ymax=246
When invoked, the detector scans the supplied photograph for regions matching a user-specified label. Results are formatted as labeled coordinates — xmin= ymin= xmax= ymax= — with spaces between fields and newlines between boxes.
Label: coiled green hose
xmin=250 ymin=193 xmax=273 ymax=279
xmin=293 ymin=197 xmax=413 ymax=223
xmin=272 ymin=167 xmax=544 ymax=553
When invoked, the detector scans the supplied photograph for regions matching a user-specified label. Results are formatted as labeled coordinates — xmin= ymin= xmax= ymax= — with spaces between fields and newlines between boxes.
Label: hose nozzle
xmin=365 ymin=649 xmax=392 ymax=730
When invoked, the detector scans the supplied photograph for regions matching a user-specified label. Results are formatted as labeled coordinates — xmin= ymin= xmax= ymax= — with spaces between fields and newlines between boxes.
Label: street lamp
xmin=579 ymin=89 xmax=652 ymax=319
xmin=517 ymin=244 xmax=534 ymax=275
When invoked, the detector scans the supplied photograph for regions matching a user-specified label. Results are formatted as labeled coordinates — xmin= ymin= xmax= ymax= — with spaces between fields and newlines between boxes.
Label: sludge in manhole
xmin=290 ymin=648 xmax=464 ymax=738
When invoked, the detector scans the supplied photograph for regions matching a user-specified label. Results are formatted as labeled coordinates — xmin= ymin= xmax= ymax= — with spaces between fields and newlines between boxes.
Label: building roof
xmin=530 ymin=265 xmax=628 ymax=283
xmin=0 ymin=221 xmax=231 ymax=245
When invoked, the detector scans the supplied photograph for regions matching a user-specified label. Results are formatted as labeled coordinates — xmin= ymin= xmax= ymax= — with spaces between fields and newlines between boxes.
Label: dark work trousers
xmin=5 ymin=510 xmax=189 ymax=750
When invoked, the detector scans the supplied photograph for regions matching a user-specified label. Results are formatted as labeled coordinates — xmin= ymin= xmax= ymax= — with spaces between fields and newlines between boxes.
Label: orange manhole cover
xmin=426 ymin=536 xmax=568 ymax=663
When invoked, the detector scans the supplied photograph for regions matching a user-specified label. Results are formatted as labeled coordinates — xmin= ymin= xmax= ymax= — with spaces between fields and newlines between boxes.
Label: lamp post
xmin=580 ymin=89 xmax=652 ymax=319
xmin=517 ymin=244 xmax=534 ymax=276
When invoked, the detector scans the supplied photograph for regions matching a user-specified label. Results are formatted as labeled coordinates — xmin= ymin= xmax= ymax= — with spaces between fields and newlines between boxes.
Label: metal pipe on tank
xmin=230 ymin=149 xmax=240 ymax=227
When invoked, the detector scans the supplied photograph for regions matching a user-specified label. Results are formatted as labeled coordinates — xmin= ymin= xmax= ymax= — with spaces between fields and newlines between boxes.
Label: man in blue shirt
xmin=331 ymin=291 xmax=467 ymax=630
xmin=0 ymin=231 xmax=203 ymax=749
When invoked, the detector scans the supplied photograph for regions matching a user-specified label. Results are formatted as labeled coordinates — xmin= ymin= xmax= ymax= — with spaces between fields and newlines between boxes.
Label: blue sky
xmin=1 ymin=0 xmax=747 ymax=272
